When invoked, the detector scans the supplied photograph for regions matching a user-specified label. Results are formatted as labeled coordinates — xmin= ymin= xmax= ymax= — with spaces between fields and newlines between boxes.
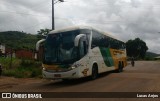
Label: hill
xmin=0 ymin=31 xmax=39 ymax=50
xmin=146 ymin=51 xmax=160 ymax=58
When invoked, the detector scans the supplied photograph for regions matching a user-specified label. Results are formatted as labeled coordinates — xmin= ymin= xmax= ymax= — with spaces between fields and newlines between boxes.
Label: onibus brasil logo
xmin=2 ymin=93 xmax=42 ymax=99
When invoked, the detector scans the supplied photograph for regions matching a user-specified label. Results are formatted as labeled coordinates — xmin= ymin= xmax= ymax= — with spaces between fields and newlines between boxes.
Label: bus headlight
xmin=42 ymin=64 xmax=46 ymax=71
xmin=71 ymin=67 xmax=76 ymax=69
xmin=73 ymin=63 xmax=82 ymax=68
xmin=69 ymin=64 xmax=80 ymax=70
xmin=43 ymin=67 xmax=46 ymax=71
xmin=68 ymin=66 xmax=76 ymax=70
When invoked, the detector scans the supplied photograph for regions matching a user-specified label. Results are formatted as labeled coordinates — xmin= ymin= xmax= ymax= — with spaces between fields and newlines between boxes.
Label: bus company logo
xmin=82 ymin=68 xmax=89 ymax=76
xmin=2 ymin=93 xmax=11 ymax=98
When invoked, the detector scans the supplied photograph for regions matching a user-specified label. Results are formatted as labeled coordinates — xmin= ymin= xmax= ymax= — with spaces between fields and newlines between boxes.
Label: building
xmin=0 ymin=44 xmax=5 ymax=56
xmin=0 ymin=43 xmax=35 ymax=59
xmin=15 ymin=49 xmax=34 ymax=60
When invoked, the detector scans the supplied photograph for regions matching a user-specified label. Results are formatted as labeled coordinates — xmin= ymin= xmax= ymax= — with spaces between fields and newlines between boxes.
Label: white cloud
xmin=0 ymin=0 xmax=160 ymax=54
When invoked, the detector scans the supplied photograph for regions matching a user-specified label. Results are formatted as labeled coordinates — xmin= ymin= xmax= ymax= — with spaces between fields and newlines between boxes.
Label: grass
xmin=0 ymin=57 xmax=42 ymax=78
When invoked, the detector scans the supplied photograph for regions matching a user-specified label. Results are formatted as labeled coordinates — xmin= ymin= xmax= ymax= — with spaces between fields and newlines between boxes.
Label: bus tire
xmin=121 ymin=62 xmax=124 ymax=72
xmin=91 ymin=64 xmax=98 ymax=80
xmin=117 ymin=62 xmax=122 ymax=73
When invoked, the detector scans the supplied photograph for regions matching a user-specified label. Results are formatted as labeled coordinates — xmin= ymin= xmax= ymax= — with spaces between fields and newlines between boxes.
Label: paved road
xmin=0 ymin=61 xmax=160 ymax=101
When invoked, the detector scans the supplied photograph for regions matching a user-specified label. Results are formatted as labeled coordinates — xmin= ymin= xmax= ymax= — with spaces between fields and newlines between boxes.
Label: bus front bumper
xmin=42 ymin=68 xmax=81 ymax=79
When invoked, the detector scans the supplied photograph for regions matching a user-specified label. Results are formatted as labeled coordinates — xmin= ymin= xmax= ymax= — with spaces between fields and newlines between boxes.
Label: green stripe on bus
xmin=99 ymin=47 xmax=114 ymax=67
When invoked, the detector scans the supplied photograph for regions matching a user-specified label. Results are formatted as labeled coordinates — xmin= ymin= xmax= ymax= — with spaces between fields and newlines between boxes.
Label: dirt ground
xmin=0 ymin=61 xmax=160 ymax=101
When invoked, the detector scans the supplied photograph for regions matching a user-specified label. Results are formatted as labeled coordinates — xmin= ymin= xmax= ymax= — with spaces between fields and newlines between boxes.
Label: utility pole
xmin=52 ymin=0 xmax=54 ymax=30
xmin=52 ymin=0 xmax=64 ymax=30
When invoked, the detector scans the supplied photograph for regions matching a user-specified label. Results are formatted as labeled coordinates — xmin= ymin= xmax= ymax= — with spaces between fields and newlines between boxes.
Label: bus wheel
xmin=118 ymin=62 xmax=122 ymax=73
xmin=121 ymin=62 xmax=124 ymax=72
xmin=91 ymin=64 xmax=98 ymax=80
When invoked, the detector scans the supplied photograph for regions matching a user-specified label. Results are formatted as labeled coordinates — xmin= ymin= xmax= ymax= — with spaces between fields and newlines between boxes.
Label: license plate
xmin=54 ymin=74 xmax=61 ymax=77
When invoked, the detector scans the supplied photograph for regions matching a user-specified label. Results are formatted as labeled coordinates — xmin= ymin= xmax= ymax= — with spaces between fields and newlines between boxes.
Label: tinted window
xmin=92 ymin=30 xmax=125 ymax=49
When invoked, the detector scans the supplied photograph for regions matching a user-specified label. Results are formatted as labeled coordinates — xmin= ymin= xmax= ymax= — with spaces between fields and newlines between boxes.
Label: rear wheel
xmin=91 ymin=64 xmax=98 ymax=80
xmin=117 ymin=62 xmax=123 ymax=73
xmin=121 ymin=62 xmax=124 ymax=72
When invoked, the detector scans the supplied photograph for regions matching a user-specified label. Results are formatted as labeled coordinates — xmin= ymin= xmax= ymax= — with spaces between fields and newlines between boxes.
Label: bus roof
xmin=49 ymin=26 xmax=92 ymax=34
xmin=49 ymin=26 xmax=124 ymax=43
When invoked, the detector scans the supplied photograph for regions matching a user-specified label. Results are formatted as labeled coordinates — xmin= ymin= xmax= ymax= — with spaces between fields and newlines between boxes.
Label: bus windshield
xmin=44 ymin=30 xmax=79 ymax=64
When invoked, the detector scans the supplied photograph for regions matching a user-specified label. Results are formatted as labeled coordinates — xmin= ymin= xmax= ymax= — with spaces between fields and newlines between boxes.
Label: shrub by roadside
xmin=0 ymin=58 xmax=42 ymax=78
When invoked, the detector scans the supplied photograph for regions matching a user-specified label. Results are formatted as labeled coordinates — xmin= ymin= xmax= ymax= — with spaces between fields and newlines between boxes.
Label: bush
xmin=2 ymin=66 xmax=42 ymax=78
xmin=20 ymin=59 xmax=34 ymax=67
xmin=144 ymin=56 xmax=154 ymax=61
xmin=2 ymin=69 xmax=15 ymax=77
xmin=0 ymin=57 xmax=21 ymax=69
xmin=0 ymin=58 xmax=42 ymax=78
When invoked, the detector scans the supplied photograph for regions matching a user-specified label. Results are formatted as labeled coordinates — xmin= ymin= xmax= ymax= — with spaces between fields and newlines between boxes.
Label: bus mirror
xmin=74 ymin=34 xmax=86 ymax=47
xmin=36 ymin=39 xmax=45 ymax=51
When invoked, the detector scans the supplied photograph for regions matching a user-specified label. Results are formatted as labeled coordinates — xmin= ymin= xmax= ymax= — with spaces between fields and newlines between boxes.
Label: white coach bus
xmin=36 ymin=26 xmax=127 ymax=80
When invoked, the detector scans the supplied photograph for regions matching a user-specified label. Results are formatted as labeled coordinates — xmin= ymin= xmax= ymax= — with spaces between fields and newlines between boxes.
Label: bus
xmin=36 ymin=26 xmax=127 ymax=80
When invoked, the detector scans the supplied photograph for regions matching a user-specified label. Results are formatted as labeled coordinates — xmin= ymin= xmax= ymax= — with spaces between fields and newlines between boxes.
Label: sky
xmin=0 ymin=0 xmax=160 ymax=54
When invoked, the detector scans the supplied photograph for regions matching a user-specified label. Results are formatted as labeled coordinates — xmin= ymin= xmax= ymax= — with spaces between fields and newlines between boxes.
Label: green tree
xmin=126 ymin=38 xmax=148 ymax=59
xmin=37 ymin=28 xmax=52 ymax=40
xmin=37 ymin=28 xmax=51 ymax=36
xmin=0 ymin=31 xmax=38 ymax=50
